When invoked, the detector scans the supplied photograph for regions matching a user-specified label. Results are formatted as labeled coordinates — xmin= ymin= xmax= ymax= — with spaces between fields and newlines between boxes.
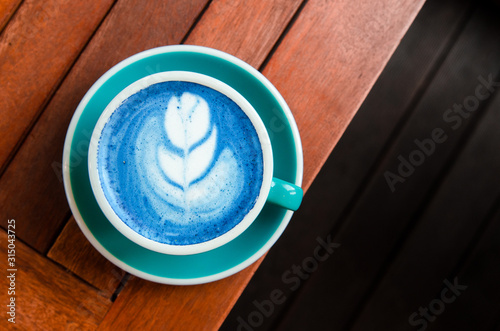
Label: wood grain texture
xmin=97 ymin=261 xmax=263 ymax=331
xmin=276 ymin=3 xmax=500 ymax=330
xmin=185 ymin=0 xmax=303 ymax=68
xmin=222 ymin=1 xmax=471 ymax=329
xmin=0 ymin=229 xmax=111 ymax=329
xmin=0 ymin=0 xmax=302 ymax=256
xmin=0 ymin=0 xmax=114 ymax=173
xmin=1 ymin=0 xmax=302 ymax=321
xmin=99 ymin=0 xmax=423 ymax=329
xmin=0 ymin=0 xmax=424 ymax=329
xmin=0 ymin=0 xmax=21 ymax=32
xmin=48 ymin=217 xmax=126 ymax=294
xmin=0 ymin=0 xmax=208 ymax=253
xmin=262 ymin=0 xmax=424 ymax=192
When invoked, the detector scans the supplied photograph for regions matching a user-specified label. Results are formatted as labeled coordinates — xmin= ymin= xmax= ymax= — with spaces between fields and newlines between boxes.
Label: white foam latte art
xmin=97 ymin=81 xmax=264 ymax=245
xmin=159 ymin=93 xmax=218 ymax=189
xmin=136 ymin=92 xmax=243 ymax=225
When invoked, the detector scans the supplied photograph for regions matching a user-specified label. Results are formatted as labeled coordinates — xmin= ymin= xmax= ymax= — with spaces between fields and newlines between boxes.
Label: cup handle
xmin=267 ymin=178 xmax=303 ymax=211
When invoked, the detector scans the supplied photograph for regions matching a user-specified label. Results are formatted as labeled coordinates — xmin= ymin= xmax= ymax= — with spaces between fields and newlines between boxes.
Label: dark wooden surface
xmin=47 ymin=217 xmax=126 ymax=292
xmin=0 ymin=0 xmax=114 ymax=173
xmin=0 ymin=0 xmax=21 ymax=32
xmin=223 ymin=0 xmax=500 ymax=330
xmin=0 ymin=0 xmax=423 ymax=329
xmin=0 ymin=230 xmax=110 ymax=329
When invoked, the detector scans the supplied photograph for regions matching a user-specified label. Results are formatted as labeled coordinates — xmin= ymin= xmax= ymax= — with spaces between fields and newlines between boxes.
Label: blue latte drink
xmin=96 ymin=80 xmax=264 ymax=246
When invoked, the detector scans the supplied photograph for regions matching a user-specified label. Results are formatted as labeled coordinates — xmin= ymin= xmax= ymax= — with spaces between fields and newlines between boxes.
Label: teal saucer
xmin=62 ymin=45 xmax=303 ymax=285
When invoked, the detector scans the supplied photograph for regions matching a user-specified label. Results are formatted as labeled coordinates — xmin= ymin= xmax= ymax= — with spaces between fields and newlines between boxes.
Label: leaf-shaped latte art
xmin=164 ymin=92 xmax=210 ymax=149
xmin=140 ymin=91 xmax=246 ymax=225
xmin=158 ymin=92 xmax=217 ymax=189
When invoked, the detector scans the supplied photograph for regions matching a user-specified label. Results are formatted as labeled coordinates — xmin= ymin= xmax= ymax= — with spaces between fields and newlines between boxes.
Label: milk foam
xmin=97 ymin=81 xmax=263 ymax=245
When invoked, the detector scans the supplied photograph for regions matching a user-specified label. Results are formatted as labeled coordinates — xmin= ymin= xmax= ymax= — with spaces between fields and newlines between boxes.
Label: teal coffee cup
xmin=88 ymin=70 xmax=303 ymax=255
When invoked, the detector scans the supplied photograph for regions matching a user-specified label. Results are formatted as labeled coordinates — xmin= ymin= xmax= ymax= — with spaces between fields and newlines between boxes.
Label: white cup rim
xmin=88 ymin=71 xmax=273 ymax=255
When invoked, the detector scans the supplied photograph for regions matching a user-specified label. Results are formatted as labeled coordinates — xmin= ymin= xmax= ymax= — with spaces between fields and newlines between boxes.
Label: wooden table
xmin=0 ymin=0 xmax=423 ymax=329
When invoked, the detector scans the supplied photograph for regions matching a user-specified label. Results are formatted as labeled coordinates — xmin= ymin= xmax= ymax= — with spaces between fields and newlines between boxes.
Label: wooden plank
xmin=184 ymin=0 xmax=302 ymax=68
xmin=0 ymin=229 xmax=111 ymax=329
xmin=276 ymin=3 xmax=500 ymax=330
xmin=0 ymin=0 xmax=21 ymax=32
xmin=97 ymin=264 xmax=263 ymax=331
xmin=3 ymin=0 xmax=301 ymax=308
xmin=427 ymin=205 xmax=500 ymax=331
xmin=0 ymin=0 xmax=209 ymax=253
xmin=48 ymin=217 xmax=126 ymax=294
xmin=100 ymin=0 xmax=424 ymax=330
xmin=263 ymin=0 xmax=424 ymax=190
xmin=352 ymin=84 xmax=500 ymax=329
xmin=222 ymin=0 xmax=469 ymax=329
xmin=0 ymin=0 xmax=115 ymax=173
